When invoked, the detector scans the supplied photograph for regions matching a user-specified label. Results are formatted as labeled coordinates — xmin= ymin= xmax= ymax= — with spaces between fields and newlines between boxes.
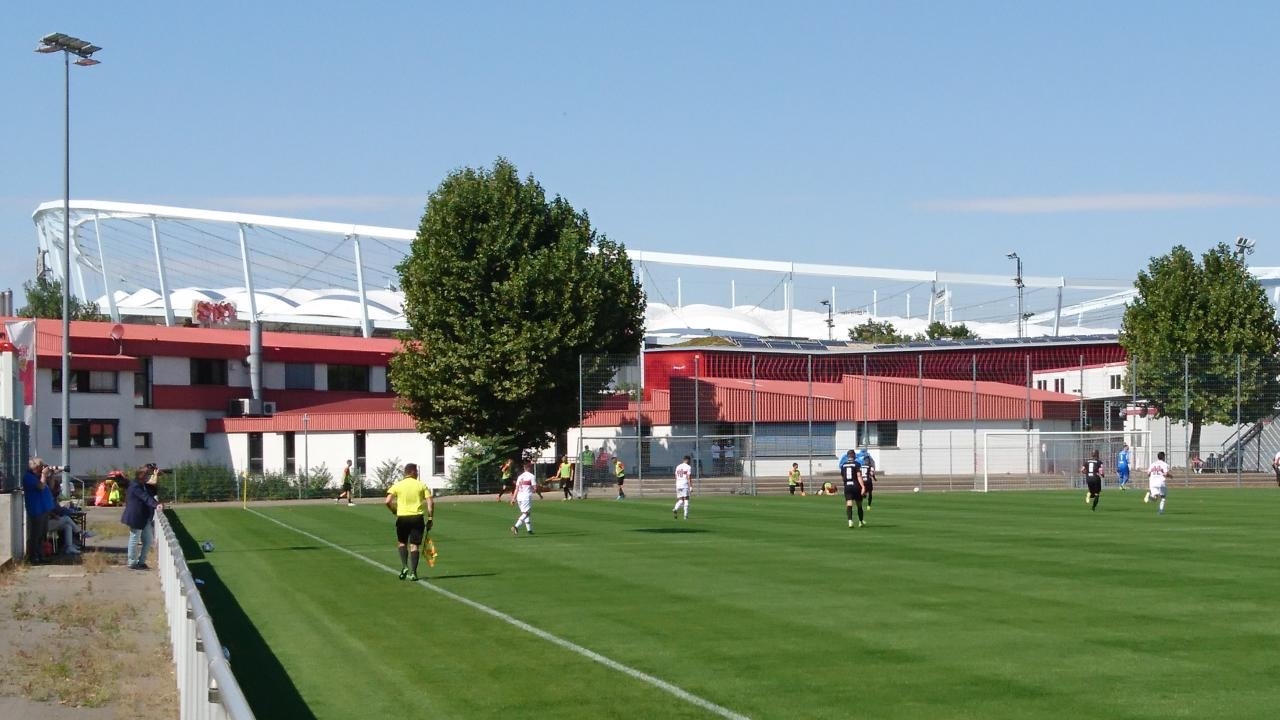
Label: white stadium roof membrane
xmin=33 ymin=199 xmax=1276 ymax=341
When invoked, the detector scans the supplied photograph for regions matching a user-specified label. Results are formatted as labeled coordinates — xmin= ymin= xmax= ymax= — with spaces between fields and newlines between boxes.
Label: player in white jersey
xmin=672 ymin=455 xmax=692 ymax=519
xmin=510 ymin=461 xmax=543 ymax=535
xmin=1144 ymin=451 xmax=1171 ymax=515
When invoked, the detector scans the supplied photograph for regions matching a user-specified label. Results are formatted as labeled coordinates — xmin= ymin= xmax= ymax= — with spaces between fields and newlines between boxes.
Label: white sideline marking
xmin=247 ymin=509 xmax=749 ymax=720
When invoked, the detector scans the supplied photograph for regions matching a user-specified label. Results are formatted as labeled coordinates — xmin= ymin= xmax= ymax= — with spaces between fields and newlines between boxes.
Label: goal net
xmin=978 ymin=430 xmax=1152 ymax=492
xmin=576 ymin=434 xmax=754 ymax=497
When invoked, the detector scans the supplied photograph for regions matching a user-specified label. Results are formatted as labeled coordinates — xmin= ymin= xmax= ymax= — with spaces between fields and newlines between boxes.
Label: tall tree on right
xmin=1120 ymin=243 xmax=1280 ymax=457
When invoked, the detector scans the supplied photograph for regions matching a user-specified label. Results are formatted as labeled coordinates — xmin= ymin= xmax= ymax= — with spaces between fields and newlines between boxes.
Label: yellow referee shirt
xmin=387 ymin=476 xmax=431 ymax=517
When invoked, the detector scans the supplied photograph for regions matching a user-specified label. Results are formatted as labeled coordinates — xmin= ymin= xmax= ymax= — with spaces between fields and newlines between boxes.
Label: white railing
xmin=156 ymin=513 xmax=256 ymax=720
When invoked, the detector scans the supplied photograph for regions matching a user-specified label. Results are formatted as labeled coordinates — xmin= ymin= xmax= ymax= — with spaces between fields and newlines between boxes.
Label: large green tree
xmin=18 ymin=276 xmax=105 ymax=320
xmin=924 ymin=321 xmax=977 ymax=340
xmin=1120 ymin=243 xmax=1280 ymax=455
xmin=390 ymin=159 xmax=646 ymax=455
xmin=849 ymin=319 xmax=913 ymax=344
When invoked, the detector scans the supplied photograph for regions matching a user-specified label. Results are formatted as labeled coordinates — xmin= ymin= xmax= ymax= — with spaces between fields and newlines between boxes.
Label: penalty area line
xmin=245 ymin=508 xmax=750 ymax=720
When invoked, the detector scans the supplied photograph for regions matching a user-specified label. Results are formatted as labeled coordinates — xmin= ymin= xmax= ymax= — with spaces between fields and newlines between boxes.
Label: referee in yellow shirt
xmin=385 ymin=463 xmax=434 ymax=581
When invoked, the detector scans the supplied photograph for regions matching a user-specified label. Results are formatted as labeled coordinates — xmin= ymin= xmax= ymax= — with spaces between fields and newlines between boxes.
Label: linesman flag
xmin=4 ymin=320 xmax=36 ymax=410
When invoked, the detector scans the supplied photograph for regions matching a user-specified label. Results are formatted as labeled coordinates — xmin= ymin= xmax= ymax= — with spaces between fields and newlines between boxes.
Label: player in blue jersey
xmin=855 ymin=447 xmax=876 ymax=509
xmin=1116 ymin=444 xmax=1131 ymax=491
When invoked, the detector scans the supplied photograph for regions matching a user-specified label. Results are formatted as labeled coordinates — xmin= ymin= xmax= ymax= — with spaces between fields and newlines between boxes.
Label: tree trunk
xmin=1189 ymin=420 xmax=1202 ymax=471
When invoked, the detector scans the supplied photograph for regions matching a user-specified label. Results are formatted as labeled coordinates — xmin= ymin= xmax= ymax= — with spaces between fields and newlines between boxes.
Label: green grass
xmin=170 ymin=489 xmax=1280 ymax=719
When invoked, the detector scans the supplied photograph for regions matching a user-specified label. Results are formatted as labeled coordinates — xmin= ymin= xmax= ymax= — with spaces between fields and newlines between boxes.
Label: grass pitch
xmin=170 ymin=489 xmax=1280 ymax=719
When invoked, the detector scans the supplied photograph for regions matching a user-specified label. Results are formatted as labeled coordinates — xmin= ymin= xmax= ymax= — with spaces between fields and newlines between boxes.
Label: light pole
xmin=1006 ymin=252 xmax=1024 ymax=339
xmin=819 ymin=300 xmax=834 ymax=340
xmin=36 ymin=33 xmax=101 ymax=498
xmin=1234 ymin=236 xmax=1256 ymax=262
xmin=302 ymin=413 xmax=310 ymax=499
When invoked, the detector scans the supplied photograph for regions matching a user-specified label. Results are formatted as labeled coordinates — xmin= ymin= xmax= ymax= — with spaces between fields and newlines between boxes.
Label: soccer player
xmin=496 ymin=458 xmax=514 ymax=501
xmin=856 ymin=448 xmax=877 ymax=509
xmin=557 ymin=455 xmax=575 ymax=501
xmin=1272 ymin=448 xmax=1280 ymax=487
xmin=385 ymin=463 xmax=433 ymax=581
xmin=336 ymin=459 xmax=354 ymax=506
xmin=787 ymin=462 xmax=805 ymax=496
xmin=841 ymin=452 xmax=866 ymax=528
xmin=613 ymin=457 xmax=626 ymax=500
xmin=1081 ymin=449 xmax=1105 ymax=511
xmin=1144 ymin=451 xmax=1171 ymax=515
xmin=1116 ymin=444 xmax=1131 ymax=491
xmin=673 ymin=455 xmax=692 ymax=519
xmin=510 ymin=460 xmax=542 ymax=535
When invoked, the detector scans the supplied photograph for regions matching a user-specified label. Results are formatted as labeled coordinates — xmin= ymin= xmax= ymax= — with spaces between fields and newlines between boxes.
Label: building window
xmin=51 ymin=418 xmax=119 ymax=448
xmin=285 ymin=363 xmax=315 ymax=390
xmin=353 ymin=431 xmax=367 ymax=475
xmin=433 ymin=439 xmax=445 ymax=477
xmin=1109 ymin=374 xmax=1122 ymax=390
xmin=327 ymin=364 xmax=370 ymax=392
xmin=857 ymin=421 xmax=899 ymax=448
xmin=190 ymin=358 xmax=228 ymax=386
xmin=248 ymin=432 xmax=264 ymax=475
xmin=134 ymin=358 xmax=152 ymax=407
xmin=1053 ymin=378 xmax=1066 ymax=393
xmin=134 ymin=432 xmax=152 ymax=449
xmin=52 ymin=370 xmax=118 ymax=393
xmin=284 ymin=431 xmax=296 ymax=475
xmin=1035 ymin=379 xmax=1047 ymax=391
xmin=190 ymin=432 xmax=206 ymax=449
xmin=751 ymin=423 xmax=836 ymax=457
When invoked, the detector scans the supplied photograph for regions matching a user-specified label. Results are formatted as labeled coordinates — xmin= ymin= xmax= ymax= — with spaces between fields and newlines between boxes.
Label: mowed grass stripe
xmin=174 ymin=506 xmax=730 ymax=719
xmin=176 ymin=490 xmax=1280 ymax=719
xmin=246 ymin=507 xmax=751 ymax=720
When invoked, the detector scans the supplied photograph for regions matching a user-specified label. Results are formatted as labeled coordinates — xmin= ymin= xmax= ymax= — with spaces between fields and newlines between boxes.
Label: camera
xmin=45 ymin=464 xmax=70 ymax=473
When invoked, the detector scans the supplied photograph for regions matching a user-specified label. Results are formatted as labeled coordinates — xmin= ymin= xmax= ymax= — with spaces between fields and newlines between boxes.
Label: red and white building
xmin=1 ymin=318 xmax=453 ymax=487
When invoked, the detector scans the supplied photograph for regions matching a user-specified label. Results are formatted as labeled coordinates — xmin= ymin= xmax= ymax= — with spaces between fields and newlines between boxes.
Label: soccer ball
xmin=913 ymin=487 xmax=921 ymax=493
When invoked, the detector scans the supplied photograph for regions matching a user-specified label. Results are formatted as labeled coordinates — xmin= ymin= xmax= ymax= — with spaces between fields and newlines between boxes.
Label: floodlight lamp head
xmin=1006 ymin=252 xmax=1018 ymax=260
xmin=1235 ymin=236 xmax=1255 ymax=254
xmin=74 ymin=57 xmax=100 ymax=67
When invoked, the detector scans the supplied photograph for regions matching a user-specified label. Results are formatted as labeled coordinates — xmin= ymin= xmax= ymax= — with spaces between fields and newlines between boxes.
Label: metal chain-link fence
xmin=576 ymin=349 xmax=1280 ymax=493
xmin=1 ymin=418 xmax=30 ymax=493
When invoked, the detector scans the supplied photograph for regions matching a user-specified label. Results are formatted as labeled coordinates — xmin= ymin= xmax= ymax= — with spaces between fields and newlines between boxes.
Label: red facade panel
xmin=153 ymin=385 xmax=243 ymax=411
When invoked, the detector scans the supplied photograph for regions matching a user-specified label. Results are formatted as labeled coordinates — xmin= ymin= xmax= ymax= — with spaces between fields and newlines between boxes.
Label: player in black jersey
xmin=1081 ymin=449 xmax=1105 ymax=511
xmin=841 ymin=452 xmax=867 ymax=528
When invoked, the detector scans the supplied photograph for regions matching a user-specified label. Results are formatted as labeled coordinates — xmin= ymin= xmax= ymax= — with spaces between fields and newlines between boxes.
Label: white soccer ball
xmin=913 ymin=487 xmax=921 ymax=493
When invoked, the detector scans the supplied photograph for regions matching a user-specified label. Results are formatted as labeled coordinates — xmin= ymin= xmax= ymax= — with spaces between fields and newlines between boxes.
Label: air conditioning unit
xmin=234 ymin=398 xmax=263 ymax=417
xmin=262 ymin=401 xmax=278 ymax=416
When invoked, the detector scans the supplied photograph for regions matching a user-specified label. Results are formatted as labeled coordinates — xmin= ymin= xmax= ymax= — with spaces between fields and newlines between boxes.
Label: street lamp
xmin=37 ymin=33 xmax=102 ymax=498
xmin=818 ymin=300 xmax=834 ymax=340
xmin=302 ymin=413 xmax=310 ymax=500
xmin=1006 ymin=252 xmax=1025 ymax=339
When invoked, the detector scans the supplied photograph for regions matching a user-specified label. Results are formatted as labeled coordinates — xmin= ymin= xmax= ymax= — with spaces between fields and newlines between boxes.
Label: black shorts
xmin=1086 ymin=478 xmax=1102 ymax=494
xmin=342 ymin=482 xmax=352 ymax=492
xmin=615 ymin=476 xmax=625 ymax=485
xmin=862 ymin=479 xmax=874 ymax=493
xmin=395 ymin=515 xmax=426 ymax=545
xmin=843 ymin=484 xmax=863 ymax=502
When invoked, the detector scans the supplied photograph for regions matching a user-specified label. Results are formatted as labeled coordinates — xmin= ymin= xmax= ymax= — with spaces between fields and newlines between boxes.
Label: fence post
xmin=917 ymin=354 xmax=923 ymax=485
xmin=751 ymin=354 xmax=757 ymax=494
xmin=1236 ymin=354 xmax=1242 ymax=487
xmin=806 ymin=354 xmax=814 ymax=487
xmin=1184 ymin=354 xmax=1190 ymax=480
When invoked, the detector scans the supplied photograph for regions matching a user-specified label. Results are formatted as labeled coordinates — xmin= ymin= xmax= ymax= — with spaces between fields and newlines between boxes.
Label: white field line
xmin=246 ymin=509 xmax=750 ymax=720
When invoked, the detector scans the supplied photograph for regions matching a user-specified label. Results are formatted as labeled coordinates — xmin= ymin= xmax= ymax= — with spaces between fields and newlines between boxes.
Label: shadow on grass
xmin=167 ymin=511 xmax=316 ymax=720
xmin=428 ymin=572 xmax=499 ymax=581
xmin=631 ymin=527 xmax=709 ymax=534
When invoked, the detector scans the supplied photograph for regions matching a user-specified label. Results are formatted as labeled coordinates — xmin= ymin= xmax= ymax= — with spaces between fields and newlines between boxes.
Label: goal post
xmin=978 ymin=430 xmax=1152 ymax=492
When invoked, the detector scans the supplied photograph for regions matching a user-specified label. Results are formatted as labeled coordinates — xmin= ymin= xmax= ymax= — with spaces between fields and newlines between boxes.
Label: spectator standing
xmin=22 ymin=458 xmax=54 ymax=564
xmin=1272 ymin=448 xmax=1280 ymax=487
xmin=121 ymin=466 xmax=163 ymax=570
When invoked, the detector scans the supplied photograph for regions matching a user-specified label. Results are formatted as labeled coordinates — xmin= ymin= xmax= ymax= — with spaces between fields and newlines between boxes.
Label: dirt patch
xmin=0 ymin=508 xmax=176 ymax=720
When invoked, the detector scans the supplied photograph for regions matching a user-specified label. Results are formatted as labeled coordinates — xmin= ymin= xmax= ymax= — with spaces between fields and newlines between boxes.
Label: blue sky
xmin=4 ymin=2 xmax=1279 ymax=314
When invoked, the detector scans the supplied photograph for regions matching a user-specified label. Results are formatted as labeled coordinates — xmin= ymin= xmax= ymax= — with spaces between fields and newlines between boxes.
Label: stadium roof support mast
xmin=36 ymin=32 xmax=100 ymax=497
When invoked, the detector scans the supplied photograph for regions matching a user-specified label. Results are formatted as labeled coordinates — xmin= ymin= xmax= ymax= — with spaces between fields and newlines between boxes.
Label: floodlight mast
xmin=1235 ymin=236 xmax=1256 ymax=261
xmin=36 ymin=32 xmax=101 ymax=498
xmin=1007 ymin=252 xmax=1025 ymax=338
xmin=819 ymin=299 xmax=834 ymax=340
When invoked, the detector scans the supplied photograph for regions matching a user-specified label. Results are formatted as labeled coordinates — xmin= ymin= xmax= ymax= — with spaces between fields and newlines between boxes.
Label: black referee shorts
xmin=396 ymin=515 xmax=426 ymax=545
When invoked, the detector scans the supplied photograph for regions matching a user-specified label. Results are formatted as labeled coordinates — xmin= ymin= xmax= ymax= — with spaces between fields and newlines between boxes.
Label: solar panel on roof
xmin=795 ymin=340 xmax=827 ymax=351
xmin=735 ymin=337 xmax=766 ymax=347
xmin=819 ymin=339 xmax=846 ymax=347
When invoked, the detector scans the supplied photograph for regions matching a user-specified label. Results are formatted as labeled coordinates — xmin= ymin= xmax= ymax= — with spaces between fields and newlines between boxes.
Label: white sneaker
xmin=347 ymin=502 xmax=355 ymax=507
xmin=66 ymin=546 xmax=81 ymax=555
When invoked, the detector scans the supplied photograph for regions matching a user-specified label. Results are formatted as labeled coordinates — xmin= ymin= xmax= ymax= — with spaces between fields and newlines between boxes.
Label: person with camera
xmin=21 ymin=458 xmax=57 ymax=564
xmin=121 ymin=464 xmax=164 ymax=570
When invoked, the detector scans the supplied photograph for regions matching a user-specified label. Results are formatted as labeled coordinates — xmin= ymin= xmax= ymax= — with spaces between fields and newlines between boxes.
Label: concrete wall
xmin=1 ymin=492 xmax=24 ymax=566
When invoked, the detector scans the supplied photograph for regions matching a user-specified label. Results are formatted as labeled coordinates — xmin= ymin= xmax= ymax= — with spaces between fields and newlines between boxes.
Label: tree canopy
xmin=1120 ymin=243 xmax=1280 ymax=453
xmin=849 ymin=319 xmax=977 ymax=344
xmin=389 ymin=159 xmax=646 ymax=454
xmin=18 ymin=276 xmax=105 ymax=320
